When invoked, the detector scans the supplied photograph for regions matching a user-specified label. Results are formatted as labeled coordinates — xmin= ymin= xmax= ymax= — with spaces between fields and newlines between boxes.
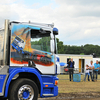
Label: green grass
xmin=58 ymin=75 xmax=100 ymax=93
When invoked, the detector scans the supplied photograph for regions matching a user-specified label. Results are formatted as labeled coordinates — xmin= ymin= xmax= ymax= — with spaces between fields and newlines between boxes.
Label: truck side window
xmin=31 ymin=30 xmax=51 ymax=52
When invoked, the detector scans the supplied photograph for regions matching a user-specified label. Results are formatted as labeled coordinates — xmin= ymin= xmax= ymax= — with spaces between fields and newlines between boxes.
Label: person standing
xmin=93 ymin=60 xmax=100 ymax=81
xmin=89 ymin=60 xmax=94 ymax=81
xmin=84 ymin=65 xmax=90 ymax=81
xmin=67 ymin=58 xmax=75 ymax=81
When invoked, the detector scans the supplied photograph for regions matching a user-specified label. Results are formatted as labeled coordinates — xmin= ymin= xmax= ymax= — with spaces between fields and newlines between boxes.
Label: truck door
xmin=30 ymin=29 xmax=55 ymax=74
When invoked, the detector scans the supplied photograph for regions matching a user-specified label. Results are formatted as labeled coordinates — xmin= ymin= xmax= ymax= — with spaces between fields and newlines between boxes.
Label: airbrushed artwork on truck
xmin=10 ymin=24 xmax=54 ymax=66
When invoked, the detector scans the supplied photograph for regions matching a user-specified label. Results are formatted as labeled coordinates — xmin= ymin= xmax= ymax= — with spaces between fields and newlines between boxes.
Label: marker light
xmin=45 ymin=85 xmax=48 ymax=87
xmin=55 ymin=80 xmax=58 ymax=86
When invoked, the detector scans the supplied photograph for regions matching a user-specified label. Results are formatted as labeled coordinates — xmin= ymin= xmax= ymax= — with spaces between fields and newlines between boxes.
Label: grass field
xmin=58 ymin=75 xmax=100 ymax=93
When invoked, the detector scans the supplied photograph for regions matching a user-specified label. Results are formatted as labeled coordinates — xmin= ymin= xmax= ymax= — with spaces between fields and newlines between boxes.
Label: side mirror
xmin=53 ymin=28 xmax=58 ymax=35
xmin=50 ymin=39 xmax=55 ymax=53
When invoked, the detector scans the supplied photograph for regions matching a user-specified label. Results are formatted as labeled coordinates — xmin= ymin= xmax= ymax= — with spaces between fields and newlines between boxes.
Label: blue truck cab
xmin=0 ymin=20 xmax=60 ymax=100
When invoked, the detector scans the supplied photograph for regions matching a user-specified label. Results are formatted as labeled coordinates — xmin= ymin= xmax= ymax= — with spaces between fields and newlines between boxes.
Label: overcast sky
xmin=0 ymin=0 xmax=100 ymax=46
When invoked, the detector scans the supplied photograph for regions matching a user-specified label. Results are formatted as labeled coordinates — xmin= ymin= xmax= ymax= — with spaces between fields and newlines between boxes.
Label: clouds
xmin=0 ymin=0 xmax=100 ymax=46
xmin=53 ymin=0 xmax=100 ymax=45
xmin=58 ymin=16 xmax=100 ymax=45
xmin=0 ymin=0 xmax=17 ymax=4
xmin=55 ymin=0 xmax=100 ymax=18
xmin=55 ymin=0 xmax=100 ymax=6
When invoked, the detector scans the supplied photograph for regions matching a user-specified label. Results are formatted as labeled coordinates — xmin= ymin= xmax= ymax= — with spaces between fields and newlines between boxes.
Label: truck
xmin=0 ymin=20 xmax=60 ymax=100
xmin=11 ymin=36 xmax=25 ymax=54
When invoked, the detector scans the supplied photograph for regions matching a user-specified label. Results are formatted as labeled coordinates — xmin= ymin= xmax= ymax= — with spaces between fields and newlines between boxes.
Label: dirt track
xmin=38 ymin=92 xmax=100 ymax=100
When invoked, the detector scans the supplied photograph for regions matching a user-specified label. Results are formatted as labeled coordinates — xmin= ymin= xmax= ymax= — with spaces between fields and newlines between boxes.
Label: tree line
xmin=31 ymin=37 xmax=100 ymax=57
xmin=57 ymin=38 xmax=100 ymax=57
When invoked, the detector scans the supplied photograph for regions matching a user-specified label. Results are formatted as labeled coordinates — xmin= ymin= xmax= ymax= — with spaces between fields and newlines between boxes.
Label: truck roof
xmin=10 ymin=21 xmax=54 ymax=30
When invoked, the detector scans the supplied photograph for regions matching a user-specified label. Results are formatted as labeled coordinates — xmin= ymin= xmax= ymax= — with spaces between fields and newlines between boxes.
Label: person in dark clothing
xmin=67 ymin=58 xmax=75 ymax=81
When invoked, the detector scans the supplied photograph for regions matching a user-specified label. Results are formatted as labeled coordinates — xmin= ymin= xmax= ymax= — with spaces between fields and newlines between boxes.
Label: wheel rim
xmin=18 ymin=85 xmax=34 ymax=100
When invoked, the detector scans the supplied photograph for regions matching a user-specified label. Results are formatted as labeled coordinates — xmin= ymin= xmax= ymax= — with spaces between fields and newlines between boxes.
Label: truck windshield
xmin=0 ymin=29 xmax=4 ymax=65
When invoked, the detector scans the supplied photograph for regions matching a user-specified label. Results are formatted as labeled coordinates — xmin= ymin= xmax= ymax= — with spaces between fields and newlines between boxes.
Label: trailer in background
xmin=58 ymin=54 xmax=93 ymax=74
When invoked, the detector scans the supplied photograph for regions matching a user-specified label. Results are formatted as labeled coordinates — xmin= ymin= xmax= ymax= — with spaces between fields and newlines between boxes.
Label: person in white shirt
xmin=89 ymin=60 xmax=94 ymax=81
xmin=84 ymin=65 xmax=90 ymax=81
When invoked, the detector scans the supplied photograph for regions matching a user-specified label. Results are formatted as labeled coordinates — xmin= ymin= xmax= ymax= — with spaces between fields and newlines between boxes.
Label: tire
xmin=9 ymin=78 xmax=38 ymax=100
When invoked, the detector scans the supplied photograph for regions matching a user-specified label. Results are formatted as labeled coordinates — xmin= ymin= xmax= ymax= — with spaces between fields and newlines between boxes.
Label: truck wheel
xmin=9 ymin=78 xmax=38 ymax=100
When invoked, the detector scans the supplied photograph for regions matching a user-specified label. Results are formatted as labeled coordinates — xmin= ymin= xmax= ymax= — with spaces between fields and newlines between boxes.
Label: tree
xmin=56 ymin=39 xmax=100 ymax=57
